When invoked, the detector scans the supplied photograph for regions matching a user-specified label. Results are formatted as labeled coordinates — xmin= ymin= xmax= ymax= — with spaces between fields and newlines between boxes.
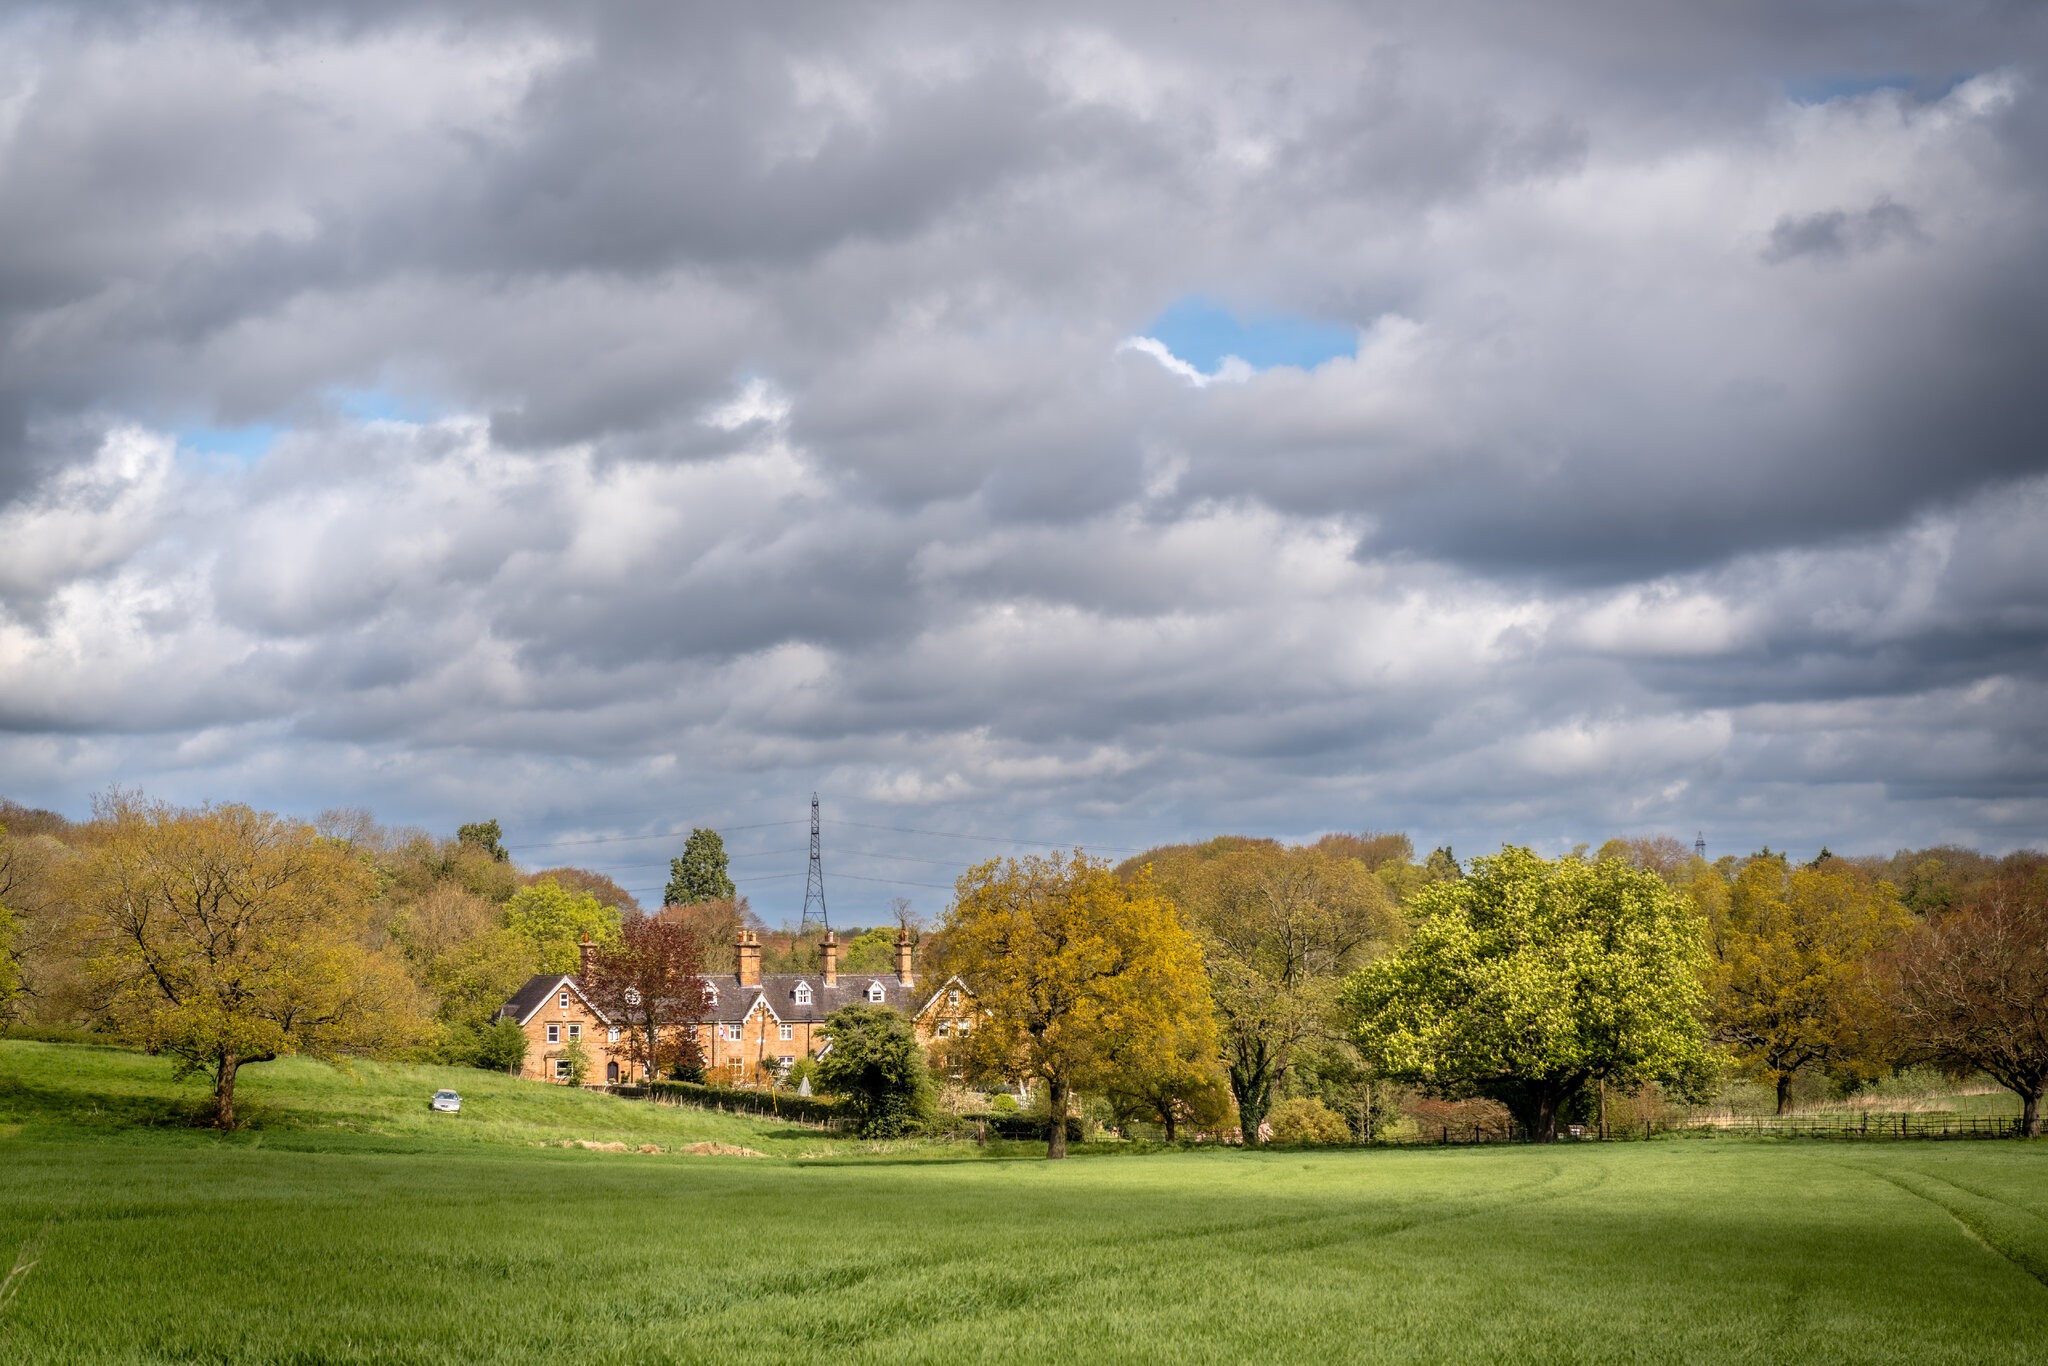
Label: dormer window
xmin=866 ymin=981 xmax=886 ymax=1003
xmin=794 ymin=982 xmax=813 ymax=1005
xmin=706 ymin=986 xmax=718 ymax=1006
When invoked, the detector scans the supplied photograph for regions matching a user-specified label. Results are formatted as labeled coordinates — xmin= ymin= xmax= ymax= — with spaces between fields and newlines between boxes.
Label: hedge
xmin=639 ymin=1080 xmax=846 ymax=1127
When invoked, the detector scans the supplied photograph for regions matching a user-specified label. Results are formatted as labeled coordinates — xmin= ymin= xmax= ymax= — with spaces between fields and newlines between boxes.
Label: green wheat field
xmin=2 ymin=1041 xmax=2044 ymax=1364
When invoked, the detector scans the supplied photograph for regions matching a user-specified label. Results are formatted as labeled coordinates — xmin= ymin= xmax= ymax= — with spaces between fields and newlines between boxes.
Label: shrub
xmin=814 ymin=1004 xmax=934 ymax=1137
xmin=474 ymin=1018 xmax=529 ymax=1073
xmin=1268 ymin=1097 xmax=1351 ymax=1146
xmin=989 ymin=1092 xmax=1020 ymax=1115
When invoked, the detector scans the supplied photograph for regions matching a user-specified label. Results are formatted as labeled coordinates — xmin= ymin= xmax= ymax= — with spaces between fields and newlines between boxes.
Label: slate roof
xmin=497 ymin=973 xmax=614 ymax=1026
xmin=500 ymin=970 xmax=970 ymax=1028
xmin=704 ymin=973 xmax=953 ymax=1025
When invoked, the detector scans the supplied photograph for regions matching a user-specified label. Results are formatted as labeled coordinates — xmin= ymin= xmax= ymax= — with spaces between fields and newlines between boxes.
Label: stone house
xmin=496 ymin=927 xmax=974 ymax=1086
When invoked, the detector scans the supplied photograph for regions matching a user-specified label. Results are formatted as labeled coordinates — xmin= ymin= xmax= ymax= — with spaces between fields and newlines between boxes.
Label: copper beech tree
xmin=941 ymin=851 xmax=1216 ymax=1159
xmin=581 ymin=917 xmax=712 ymax=1081
xmin=1888 ymin=871 xmax=2048 ymax=1137
xmin=69 ymin=796 xmax=424 ymax=1127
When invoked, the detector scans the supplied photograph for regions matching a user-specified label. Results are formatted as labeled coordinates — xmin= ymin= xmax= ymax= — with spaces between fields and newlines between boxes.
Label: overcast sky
xmin=2 ymin=1 xmax=2044 ymax=920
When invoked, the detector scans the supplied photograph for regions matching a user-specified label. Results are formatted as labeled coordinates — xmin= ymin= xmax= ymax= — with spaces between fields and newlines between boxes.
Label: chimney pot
xmin=894 ymin=927 xmax=915 ymax=988
xmin=821 ymin=930 xmax=838 ymax=987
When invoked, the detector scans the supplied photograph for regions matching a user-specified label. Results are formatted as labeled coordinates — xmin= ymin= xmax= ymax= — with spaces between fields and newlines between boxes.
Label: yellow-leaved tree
xmin=69 ymin=795 xmax=427 ymax=1127
xmin=1705 ymin=853 xmax=1911 ymax=1113
xmin=941 ymin=851 xmax=1215 ymax=1158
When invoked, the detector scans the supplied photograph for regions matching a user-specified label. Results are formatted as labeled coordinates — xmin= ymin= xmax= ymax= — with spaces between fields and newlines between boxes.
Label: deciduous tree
xmin=1148 ymin=842 xmax=1397 ymax=1144
xmin=69 ymin=796 xmax=426 ymax=1127
xmin=1887 ymin=872 xmax=2048 ymax=1136
xmin=1343 ymin=847 xmax=1710 ymax=1143
xmin=1706 ymin=854 xmax=1910 ymax=1113
xmin=942 ymin=851 xmax=1215 ymax=1158
xmin=582 ymin=916 xmax=712 ymax=1082
xmin=503 ymin=876 xmax=621 ymax=973
xmin=456 ymin=819 xmax=510 ymax=863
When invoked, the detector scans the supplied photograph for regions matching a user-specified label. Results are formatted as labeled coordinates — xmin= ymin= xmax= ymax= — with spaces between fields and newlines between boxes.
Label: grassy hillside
xmin=0 ymin=1040 xmax=824 ymax=1154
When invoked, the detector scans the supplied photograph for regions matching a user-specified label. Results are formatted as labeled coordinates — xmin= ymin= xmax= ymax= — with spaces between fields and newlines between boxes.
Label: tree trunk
xmin=1775 ymin=1074 xmax=1792 ymax=1117
xmin=1161 ymin=1105 xmax=1178 ymax=1144
xmin=1233 ymin=1075 xmax=1271 ymax=1146
xmin=212 ymin=1052 xmax=240 ymax=1129
xmin=2024 ymin=1090 xmax=2041 ymax=1139
xmin=1046 ymin=1075 xmax=1070 ymax=1160
xmin=1531 ymin=1087 xmax=1560 ymax=1144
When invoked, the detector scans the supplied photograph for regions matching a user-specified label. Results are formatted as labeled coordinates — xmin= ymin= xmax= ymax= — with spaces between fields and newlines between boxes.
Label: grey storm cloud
xmin=1 ymin=0 xmax=2045 ymax=917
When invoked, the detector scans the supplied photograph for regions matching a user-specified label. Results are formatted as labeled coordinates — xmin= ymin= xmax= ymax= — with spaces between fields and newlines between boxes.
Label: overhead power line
xmin=507 ymin=819 xmax=806 ymax=853
xmin=835 ymin=819 xmax=1143 ymax=855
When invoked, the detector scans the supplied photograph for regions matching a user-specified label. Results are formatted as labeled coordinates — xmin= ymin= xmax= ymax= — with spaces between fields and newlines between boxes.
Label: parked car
xmin=430 ymin=1090 xmax=462 ymax=1113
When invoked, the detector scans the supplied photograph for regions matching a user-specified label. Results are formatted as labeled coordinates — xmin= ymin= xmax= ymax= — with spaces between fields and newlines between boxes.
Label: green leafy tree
xmin=502 ymin=877 xmax=622 ymax=974
xmin=68 ymin=796 xmax=429 ymax=1127
xmin=664 ymin=828 xmax=736 ymax=907
xmin=814 ymin=1003 xmax=934 ymax=1136
xmin=1706 ymin=854 xmax=1910 ymax=1113
xmin=1423 ymin=845 xmax=1463 ymax=883
xmin=1343 ymin=847 xmax=1711 ymax=1143
xmin=559 ymin=1037 xmax=592 ymax=1086
xmin=456 ymin=819 xmax=510 ymax=863
xmin=475 ymin=1016 xmax=530 ymax=1072
xmin=839 ymin=926 xmax=896 ymax=972
xmin=1146 ymin=842 xmax=1397 ymax=1145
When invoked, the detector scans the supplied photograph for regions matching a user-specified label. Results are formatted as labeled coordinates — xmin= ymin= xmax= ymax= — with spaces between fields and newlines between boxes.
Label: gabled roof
xmin=497 ymin=970 xmax=968 ymax=1028
xmin=914 ymin=975 xmax=975 ymax=1018
xmin=497 ymin=973 xmax=612 ymax=1027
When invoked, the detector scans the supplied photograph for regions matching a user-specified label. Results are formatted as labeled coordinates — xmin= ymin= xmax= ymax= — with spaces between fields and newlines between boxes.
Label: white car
xmin=430 ymin=1090 xmax=462 ymax=1113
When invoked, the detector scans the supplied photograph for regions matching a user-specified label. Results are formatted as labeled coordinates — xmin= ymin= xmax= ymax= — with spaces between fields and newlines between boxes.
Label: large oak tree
xmin=69 ymin=796 xmax=425 ymax=1127
xmin=942 ymin=851 xmax=1214 ymax=1158
xmin=1705 ymin=854 xmax=1910 ymax=1113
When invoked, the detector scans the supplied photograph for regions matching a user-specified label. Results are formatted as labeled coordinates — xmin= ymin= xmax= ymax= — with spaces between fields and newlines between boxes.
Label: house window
xmin=794 ymin=983 xmax=812 ymax=1004
xmin=777 ymin=1056 xmax=794 ymax=1073
xmin=558 ymin=991 xmax=569 ymax=1009
xmin=937 ymin=1021 xmax=952 ymax=1037
xmin=866 ymin=982 xmax=886 ymax=1002
xmin=948 ymin=989 xmax=960 ymax=1008
xmin=721 ymin=1024 xmax=741 ymax=1042
xmin=779 ymin=1023 xmax=793 ymax=1041
xmin=546 ymin=1024 xmax=560 ymax=1044
xmin=567 ymin=1024 xmax=581 ymax=1042
xmin=607 ymin=1027 xmax=620 ymax=1043
xmin=554 ymin=1060 xmax=572 ymax=1080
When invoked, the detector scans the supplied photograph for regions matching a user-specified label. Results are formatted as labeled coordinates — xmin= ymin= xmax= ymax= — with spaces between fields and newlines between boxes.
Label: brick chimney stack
xmin=894 ymin=928 xmax=915 ymax=988
xmin=821 ymin=930 xmax=838 ymax=987
xmin=578 ymin=933 xmax=595 ymax=980
xmin=737 ymin=929 xmax=761 ymax=987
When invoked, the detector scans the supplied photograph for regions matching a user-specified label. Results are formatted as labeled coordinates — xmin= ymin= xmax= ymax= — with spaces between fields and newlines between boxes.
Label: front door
xmin=606 ymin=1061 xmax=619 ymax=1084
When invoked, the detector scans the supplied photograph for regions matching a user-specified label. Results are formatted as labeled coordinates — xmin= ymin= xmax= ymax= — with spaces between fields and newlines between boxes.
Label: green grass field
xmin=3 ymin=1041 xmax=2046 ymax=1363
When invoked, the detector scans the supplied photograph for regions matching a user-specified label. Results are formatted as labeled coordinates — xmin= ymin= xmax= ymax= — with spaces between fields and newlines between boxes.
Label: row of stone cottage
xmin=495 ymin=926 xmax=976 ymax=1085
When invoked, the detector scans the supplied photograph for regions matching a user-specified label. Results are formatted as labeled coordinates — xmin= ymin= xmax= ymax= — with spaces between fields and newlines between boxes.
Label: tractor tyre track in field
xmin=1842 ymin=1162 xmax=2048 ymax=1295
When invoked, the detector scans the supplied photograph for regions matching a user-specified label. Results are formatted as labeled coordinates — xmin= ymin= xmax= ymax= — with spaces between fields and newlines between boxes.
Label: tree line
xmin=4 ymin=793 xmax=2041 ymax=1147
xmin=928 ymin=834 xmax=2047 ymax=1153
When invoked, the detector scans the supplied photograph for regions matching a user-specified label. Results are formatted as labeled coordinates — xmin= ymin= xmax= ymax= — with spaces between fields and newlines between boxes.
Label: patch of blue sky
xmin=1140 ymin=295 xmax=1356 ymax=375
xmin=174 ymin=422 xmax=281 ymax=463
xmin=329 ymin=386 xmax=439 ymax=424
xmin=1784 ymin=72 xmax=1967 ymax=106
